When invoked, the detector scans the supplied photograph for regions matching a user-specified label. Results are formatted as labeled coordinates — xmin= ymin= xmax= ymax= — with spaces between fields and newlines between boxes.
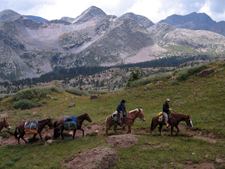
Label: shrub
xmin=176 ymin=64 xmax=208 ymax=81
xmin=126 ymin=73 xmax=172 ymax=88
xmin=13 ymin=99 xmax=34 ymax=110
xmin=170 ymin=80 xmax=179 ymax=86
xmin=37 ymin=99 xmax=48 ymax=107
xmin=0 ymin=96 xmax=4 ymax=101
xmin=0 ymin=107 xmax=4 ymax=112
xmin=66 ymin=89 xmax=89 ymax=96
xmin=6 ymin=160 xmax=14 ymax=167
xmin=0 ymin=133 xmax=10 ymax=138
xmin=88 ymin=90 xmax=108 ymax=95
xmin=13 ymin=87 xmax=63 ymax=101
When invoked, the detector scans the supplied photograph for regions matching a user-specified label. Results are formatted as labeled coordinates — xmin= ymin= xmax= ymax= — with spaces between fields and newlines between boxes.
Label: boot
xmin=166 ymin=123 xmax=170 ymax=128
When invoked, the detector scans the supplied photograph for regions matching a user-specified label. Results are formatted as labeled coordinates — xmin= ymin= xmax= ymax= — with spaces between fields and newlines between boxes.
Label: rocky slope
xmin=0 ymin=6 xmax=225 ymax=81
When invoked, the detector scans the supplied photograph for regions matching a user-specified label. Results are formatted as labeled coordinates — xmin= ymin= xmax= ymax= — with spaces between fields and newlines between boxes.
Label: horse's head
xmin=185 ymin=115 xmax=193 ymax=128
xmin=84 ymin=113 xmax=92 ymax=123
xmin=47 ymin=117 xmax=54 ymax=129
xmin=3 ymin=118 xmax=11 ymax=130
xmin=138 ymin=109 xmax=146 ymax=122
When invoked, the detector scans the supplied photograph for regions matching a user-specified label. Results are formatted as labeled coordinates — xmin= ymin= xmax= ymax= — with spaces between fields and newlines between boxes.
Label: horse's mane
xmin=129 ymin=108 xmax=143 ymax=114
xmin=171 ymin=113 xmax=188 ymax=119
xmin=77 ymin=113 xmax=86 ymax=118
xmin=38 ymin=119 xmax=49 ymax=123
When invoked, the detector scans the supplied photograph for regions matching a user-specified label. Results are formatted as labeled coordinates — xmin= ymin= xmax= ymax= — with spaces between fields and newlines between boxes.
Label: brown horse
xmin=105 ymin=108 xmax=146 ymax=136
xmin=53 ymin=113 xmax=92 ymax=140
xmin=14 ymin=117 xmax=53 ymax=144
xmin=0 ymin=118 xmax=11 ymax=132
xmin=150 ymin=112 xmax=193 ymax=136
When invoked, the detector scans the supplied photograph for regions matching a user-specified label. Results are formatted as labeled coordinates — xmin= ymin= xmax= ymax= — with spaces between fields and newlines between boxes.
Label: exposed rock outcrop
xmin=64 ymin=147 xmax=119 ymax=169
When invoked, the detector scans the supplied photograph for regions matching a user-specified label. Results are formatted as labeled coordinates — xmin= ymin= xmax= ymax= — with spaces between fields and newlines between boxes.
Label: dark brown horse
xmin=105 ymin=108 xmax=146 ymax=136
xmin=53 ymin=113 xmax=92 ymax=140
xmin=150 ymin=112 xmax=193 ymax=136
xmin=14 ymin=117 xmax=53 ymax=144
xmin=0 ymin=118 xmax=11 ymax=132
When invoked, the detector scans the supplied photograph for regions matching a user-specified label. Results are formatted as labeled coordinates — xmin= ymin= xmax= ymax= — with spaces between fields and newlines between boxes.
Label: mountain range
xmin=0 ymin=6 xmax=225 ymax=81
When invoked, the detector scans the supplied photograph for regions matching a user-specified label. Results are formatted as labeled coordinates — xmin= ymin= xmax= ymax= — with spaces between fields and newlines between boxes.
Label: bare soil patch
xmin=183 ymin=162 xmax=215 ymax=169
xmin=106 ymin=134 xmax=139 ymax=148
xmin=0 ymin=113 xmax=8 ymax=118
xmin=63 ymin=146 xmax=119 ymax=169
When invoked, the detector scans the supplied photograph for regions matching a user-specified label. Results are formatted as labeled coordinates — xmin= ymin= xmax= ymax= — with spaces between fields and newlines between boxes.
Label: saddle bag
xmin=111 ymin=114 xmax=118 ymax=122
xmin=25 ymin=120 xmax=38 ymax=134
xmin=25 ymin=128 xmax=38 ymax=134
xmin=64 ymin=121 xmax=77 ymax=130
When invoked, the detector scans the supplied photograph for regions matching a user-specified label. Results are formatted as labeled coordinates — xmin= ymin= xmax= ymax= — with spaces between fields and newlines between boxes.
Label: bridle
xmin=126 ymin=109 xmax=142 ymax=121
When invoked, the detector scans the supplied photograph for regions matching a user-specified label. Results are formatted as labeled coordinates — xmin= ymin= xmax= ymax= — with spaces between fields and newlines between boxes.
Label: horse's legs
xmin=150 ymin=118 xmax=159 ymax=135
xmin=81 ymin=129 xmax=84 ymax=137
xmin=175 ymin=125 xmax=179 ymax=136
xmin=18 ymin=132 xmax=27 ymax=144
xmin=113 ymin=125 xmax=119 ymax=135
xmin=105 ymin=124 xmax=112 ymax=136
xmin=170 ymin=126 xmax=174 ymax=136
xmin=17 ymin=134 xmax=21 ymax=144
xmin=127 ymin=124 xmax=131 ymax=134
xmin=159 ymin=124 xmax=164 ymax=137
xmin=60 ymin=128 xmax=64 ymax=139
xmin=21 ymin=133 xmax=27 ymax=144
xmin=31 ymin=134 xmax=37 ymax=143
xmin=72 ymin=129 xmax=77 ymax=139
xmin=39 ymin=132 xmax=43 ymax=142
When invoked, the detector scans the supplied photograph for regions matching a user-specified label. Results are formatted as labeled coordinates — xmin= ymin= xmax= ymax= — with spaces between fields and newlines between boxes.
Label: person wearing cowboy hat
xmin=162 ymin=98 xmax=171 ymax=128
xmin=116 ymin=99 xmax=127 ymax=127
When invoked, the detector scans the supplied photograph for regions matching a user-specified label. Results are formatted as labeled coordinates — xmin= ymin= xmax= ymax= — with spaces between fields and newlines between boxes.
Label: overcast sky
xmin=0 ymin=0 xmax=224 ymax=23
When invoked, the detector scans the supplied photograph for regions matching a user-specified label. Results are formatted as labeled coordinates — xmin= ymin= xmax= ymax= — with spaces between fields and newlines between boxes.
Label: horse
xmin=150 ymin=112 xmax=193 ymax=136
xmin=53 ymin=113 xmax=92 ymax=140
xmin=0 ymin=118 xmax=11 ymax=132
xmin=105 ymin=108 xmax=146 ymax=136
xmin=14 ymin=117 xmax=53 ymax=144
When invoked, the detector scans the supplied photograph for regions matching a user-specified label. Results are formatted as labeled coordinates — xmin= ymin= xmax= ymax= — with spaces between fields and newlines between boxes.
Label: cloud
xmin=0 ymin=0 xmax=224 ymax=22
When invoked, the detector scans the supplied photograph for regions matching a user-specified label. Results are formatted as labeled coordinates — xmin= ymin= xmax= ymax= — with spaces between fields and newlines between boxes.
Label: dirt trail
xmin=0 ymin=124 xmax=223 ymax=146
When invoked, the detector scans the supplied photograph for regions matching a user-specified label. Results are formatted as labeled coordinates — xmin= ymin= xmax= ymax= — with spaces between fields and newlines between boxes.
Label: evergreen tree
xmin=126 ymin=69 xmax=141 ymax=87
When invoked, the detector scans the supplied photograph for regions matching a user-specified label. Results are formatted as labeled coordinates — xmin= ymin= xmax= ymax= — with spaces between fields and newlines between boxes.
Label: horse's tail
xmin=106 ymin=116 xmax=109 ymax=126
xmin=14 ymin=127 xmax=18 ymax=140
xmin=150 ymin=117 xmax=155 ymax=134
xmin=53 ymin=121 xmax=59 ymax=139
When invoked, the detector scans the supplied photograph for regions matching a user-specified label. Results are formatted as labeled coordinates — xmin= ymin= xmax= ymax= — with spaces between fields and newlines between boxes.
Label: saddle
xmin=25 ymin=120 xmax=38 ymax=134
xmin=110 ymin=111 xmax=118 ymax=122
xmin=158 ymin=114 xmax=164 ymax=122
xmin=157 ymin=111 xmax=172 ymax=123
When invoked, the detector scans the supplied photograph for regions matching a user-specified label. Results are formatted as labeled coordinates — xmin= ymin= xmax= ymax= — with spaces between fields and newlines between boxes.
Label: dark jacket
xmin=117 ymin=102 xmax=127 ymax=113
xmin=163 ymin=101 xmax=169 ymax=114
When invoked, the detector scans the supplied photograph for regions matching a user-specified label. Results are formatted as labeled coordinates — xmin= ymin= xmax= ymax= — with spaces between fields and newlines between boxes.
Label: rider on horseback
xmin=162 ymin=98 xmax=170 ymax=128
xmin=117 ymin=100 xmax=127 ymax=127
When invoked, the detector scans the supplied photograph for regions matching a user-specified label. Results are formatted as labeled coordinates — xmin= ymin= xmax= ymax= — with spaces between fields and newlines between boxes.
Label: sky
xmin=0 ymin=0 xmax=224 ymax=23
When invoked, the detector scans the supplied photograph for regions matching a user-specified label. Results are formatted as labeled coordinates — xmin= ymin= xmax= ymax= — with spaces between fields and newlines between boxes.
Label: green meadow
xmin=0 ymin=61 xmax=225 ymax=168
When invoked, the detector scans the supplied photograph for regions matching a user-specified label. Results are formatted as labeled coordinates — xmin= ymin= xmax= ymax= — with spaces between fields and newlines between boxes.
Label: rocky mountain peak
xmin=60 ymin=16 xmax=75 ymax=23
xmin=0 ymin=9 xmax=21 ymax=23
xmin=119 ymin=12 xmax=154 ymax=28
xmin=159 ymin=12 xmax=216 ymax=30
xmin=73 ymin=6 xmax=107 ymax=24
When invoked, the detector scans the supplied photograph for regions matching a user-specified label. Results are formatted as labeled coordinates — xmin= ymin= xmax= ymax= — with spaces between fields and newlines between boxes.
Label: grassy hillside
xmin=0 ymin=61 xmax=224 ymax=168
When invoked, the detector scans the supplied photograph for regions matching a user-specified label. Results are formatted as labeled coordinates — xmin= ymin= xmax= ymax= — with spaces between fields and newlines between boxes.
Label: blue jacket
xmin=117 ymin=103 xmax=127 ymax=113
